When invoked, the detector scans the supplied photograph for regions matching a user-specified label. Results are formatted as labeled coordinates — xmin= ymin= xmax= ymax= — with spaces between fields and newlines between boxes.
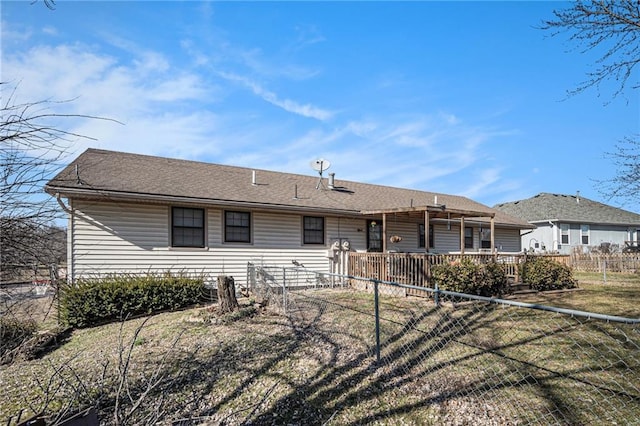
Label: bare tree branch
xmin=597 ymin=134 xmax=640 ymax=209
xmin=1 ymin=82 xmax=119 ymax=283
xmin=540 ymin=0 xmax=640 ymax=100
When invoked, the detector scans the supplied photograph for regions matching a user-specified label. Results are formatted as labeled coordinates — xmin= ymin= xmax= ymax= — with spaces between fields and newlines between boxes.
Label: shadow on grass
xmin=76 ymin=290 xmax=639 ymax=425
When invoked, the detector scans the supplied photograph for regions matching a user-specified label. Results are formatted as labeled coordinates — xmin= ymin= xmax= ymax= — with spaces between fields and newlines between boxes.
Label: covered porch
xmin=361 ymin=204 xmax=497 ymax=255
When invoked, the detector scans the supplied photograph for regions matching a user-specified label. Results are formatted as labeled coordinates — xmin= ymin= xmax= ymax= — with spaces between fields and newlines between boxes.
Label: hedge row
xmin=431 ymin=257 xmax=578 ymax=297
xmin=59 ymin=274 xmax=205 ymax=328
xmin=431 ymin=258 xmax=509 ymax=297
xmin=521 ymin=257 xmax=578 ymax=291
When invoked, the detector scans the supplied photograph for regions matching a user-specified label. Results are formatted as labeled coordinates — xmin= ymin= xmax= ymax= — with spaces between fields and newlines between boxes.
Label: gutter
xmin=46 ymin=185 xmax=363 ymax=218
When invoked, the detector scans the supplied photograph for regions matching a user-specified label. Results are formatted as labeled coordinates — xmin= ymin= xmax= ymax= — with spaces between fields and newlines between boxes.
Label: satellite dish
xmin=311 ymin=158 xmax=331 ymax=189
xmin=310 ymin=158 xmax=331 ymax=173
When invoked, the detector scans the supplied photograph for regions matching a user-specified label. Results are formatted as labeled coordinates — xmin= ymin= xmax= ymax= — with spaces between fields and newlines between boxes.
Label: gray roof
xmin=46 ymin=148 xmax=530 ymax=228
xmin=494 ymin=193 xmax=640 ymax=226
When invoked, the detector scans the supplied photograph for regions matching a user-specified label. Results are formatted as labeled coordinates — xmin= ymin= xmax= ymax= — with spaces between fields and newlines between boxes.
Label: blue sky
xmin=3 ymin=1 xmax=639 ymax=211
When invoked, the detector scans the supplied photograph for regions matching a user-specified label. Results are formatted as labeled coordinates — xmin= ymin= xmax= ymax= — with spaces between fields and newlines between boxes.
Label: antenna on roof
xmin=310 ymin=158 xmax=331 ymax=190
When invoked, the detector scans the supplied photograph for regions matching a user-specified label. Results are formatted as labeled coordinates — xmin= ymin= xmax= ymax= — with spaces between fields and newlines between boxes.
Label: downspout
xmin=55 ymin=193 xmax=74 ymax=284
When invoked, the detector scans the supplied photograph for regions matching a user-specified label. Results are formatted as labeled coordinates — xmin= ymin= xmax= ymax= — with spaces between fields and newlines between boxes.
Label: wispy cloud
xmin=2 ymin=41 xmax=220 ymax=160
xmin=218 ymin=71 xmax=334 ymax=121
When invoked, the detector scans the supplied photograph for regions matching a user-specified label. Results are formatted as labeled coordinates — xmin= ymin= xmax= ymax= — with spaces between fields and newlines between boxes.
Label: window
xmin=464 ymin=227 xmax=474 ymax=249
xmin=418 ymin=224 xmax=434 ymax=249
xmin=560 ymin=224 xmax=570 ymax=245
xmin=225 ymin=211 xmax=251 ymax=243
xmin=303 ymin=216 xmax=325 ymax=245
xmin=172 ymin=207 xmax=205 ymax=248
xmin=480 ymin=228 xmax=491 ymax=249
xmin=367 ymin=220 xmax=382 ymax=252
xmin=581 ymin=224 xmax=590 ymax=245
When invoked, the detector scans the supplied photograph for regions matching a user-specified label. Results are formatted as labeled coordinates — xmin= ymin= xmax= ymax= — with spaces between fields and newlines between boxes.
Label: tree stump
xmin=217 ymin=275 xmax=239 ymax=313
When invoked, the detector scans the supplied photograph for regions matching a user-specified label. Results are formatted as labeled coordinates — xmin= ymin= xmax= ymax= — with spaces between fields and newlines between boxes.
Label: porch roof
xmin=361 ymin=204 xmax=495 ymax=220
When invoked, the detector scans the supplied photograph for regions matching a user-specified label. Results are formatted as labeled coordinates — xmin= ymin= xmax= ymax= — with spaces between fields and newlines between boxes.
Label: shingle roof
xmin=494 ymin=193 xmax=640 ymax=226
xmin=46 ymin=148 xmax=530 ymax=228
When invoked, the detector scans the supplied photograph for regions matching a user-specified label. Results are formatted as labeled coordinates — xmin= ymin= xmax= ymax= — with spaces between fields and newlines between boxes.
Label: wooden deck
xmin=347 ymin=252 xmax=576 ymax=289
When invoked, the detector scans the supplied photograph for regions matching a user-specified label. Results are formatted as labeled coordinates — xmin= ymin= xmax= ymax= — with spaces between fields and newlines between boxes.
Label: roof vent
xmin=328 ymin=173 xmax=335 ymax=190
xmin=576 ymin=190 xmax=580 ymax=204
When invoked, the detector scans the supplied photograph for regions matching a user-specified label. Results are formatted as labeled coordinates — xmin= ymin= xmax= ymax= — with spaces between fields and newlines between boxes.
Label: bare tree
xmin=541 ymin=2 xmax=640 ymax=208
xmin=541 ymin=0 xmax=640 ymax=99
xmin=0 ymin=82 xmax=114 ymax=283
xmin=597 ymin=135 xmax=640 ymax=208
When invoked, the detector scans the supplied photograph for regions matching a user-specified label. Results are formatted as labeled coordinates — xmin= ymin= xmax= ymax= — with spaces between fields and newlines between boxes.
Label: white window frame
xmin=560 ymin=224 xmax=570 ymax=245
xmin=580 ymin=224 xmax=590 ymax=245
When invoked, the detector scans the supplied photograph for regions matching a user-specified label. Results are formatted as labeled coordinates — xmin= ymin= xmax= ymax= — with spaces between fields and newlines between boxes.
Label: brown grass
xmin=1 ymin=276 xmax=639 ymax=425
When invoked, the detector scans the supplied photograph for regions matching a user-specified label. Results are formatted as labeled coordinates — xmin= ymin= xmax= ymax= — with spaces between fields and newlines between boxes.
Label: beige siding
xmin=70 ymin=201 xmax=363 ymax=286
xmin=434 ymin=223 xmax=463 ymax=252
xmin=70 ymin=201 xmax=523 ymax=285
xmin=495 ymin=228 xmax=522 ymax=252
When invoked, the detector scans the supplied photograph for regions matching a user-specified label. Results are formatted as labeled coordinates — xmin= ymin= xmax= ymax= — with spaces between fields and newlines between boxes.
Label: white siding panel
xmin=328 ymin=217 xmax=367 ymax=251
xmin=253 ymin=211 xmax=302 ymax=247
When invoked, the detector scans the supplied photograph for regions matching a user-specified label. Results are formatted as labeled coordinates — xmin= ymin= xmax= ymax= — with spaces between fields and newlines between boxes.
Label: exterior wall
xmin=69 ymin=200 xmax=523 ymax=286
xmin=494 ymin=228 xmax=522 ymax=252
xmin=526 ymin=222 xmax=637 ymax=254
xmin=523 ymin=223 xmax=554 ymax=253
xmin=70 ymin=200 xmax=356 ymax=286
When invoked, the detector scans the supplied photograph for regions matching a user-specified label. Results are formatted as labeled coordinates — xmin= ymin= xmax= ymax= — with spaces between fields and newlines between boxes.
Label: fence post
xmin=603 ymin=259 xmax=607 ymax=285
xmin=374 ymin=279 xmax=381 ymax=363
xmin=434 ymin=281 xmax=440 ymax=307
xmin=282 ymin=267 xmax=287 ymax=315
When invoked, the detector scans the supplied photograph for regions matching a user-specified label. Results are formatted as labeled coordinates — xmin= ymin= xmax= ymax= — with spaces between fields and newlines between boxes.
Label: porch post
xmin=424 ymin=209 xmax=430 ymax=253
xmin=460 ymin=216 xmax=465 ymax=254
xmin=490 ymin=215 xmax=495 ymax=254
xmin=382 ymin=213 xmax=387 ymax=253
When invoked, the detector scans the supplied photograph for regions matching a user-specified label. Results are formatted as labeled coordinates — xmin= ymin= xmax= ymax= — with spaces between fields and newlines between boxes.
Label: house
xmin=494 ymin=192 xmax=640 ymax=254
xmin=45 ymin=149 xmax=532 ymax=285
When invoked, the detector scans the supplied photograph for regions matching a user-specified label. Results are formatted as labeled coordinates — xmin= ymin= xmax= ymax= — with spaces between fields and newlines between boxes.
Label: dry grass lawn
xmin=1 ymin=274 xmax=639 ymax=425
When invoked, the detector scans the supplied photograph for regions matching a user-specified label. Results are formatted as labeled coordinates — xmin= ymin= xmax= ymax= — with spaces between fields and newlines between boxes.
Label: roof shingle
xmin=494 ymin=192 xmax=640 ymax=226
xmin=46 ymin=148 xmax=530 ymax=228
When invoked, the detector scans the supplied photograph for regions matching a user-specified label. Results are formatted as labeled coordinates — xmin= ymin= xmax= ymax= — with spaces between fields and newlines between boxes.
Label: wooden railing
xmin=570 ymin=253 xmax=640 ymax=273
xmin=348 ymin=251 xmax=639 ymax=288
xmin=348 ymin=252 xmax=529 ymax=288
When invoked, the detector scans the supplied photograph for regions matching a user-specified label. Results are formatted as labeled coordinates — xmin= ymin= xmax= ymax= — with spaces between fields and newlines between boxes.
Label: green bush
xmin=521 ymin=257 xmax=578 ymax=291
xmin=0 ymin=317 xmax=38 ymax=363
xmin=59 ymin=274 xmax=205 ymax=328
xmin=431 ymin=258 xmax=509 ymax=297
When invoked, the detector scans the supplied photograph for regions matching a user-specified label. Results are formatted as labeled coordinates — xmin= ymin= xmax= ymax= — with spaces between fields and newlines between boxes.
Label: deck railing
xmin=348 ymin=252 xmax=528 ymax=288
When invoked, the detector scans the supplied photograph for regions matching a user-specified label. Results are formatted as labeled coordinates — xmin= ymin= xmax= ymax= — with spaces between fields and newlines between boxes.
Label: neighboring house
xmin=46 ymin=149 xmax=531 ymax=285
xmin=494 ymin=193 xmax=640 ymax=254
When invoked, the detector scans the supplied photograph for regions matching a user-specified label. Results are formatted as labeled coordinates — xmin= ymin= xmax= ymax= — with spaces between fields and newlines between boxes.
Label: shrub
xmin=431 ymin=258 xmax=509 ymax=297
xmin=521 ymin=257 xmax=578 ymax=291
xmin=59 ymin=274 xmax=205 ymax=328
xmin=0 ymin=317 xmax=38 ymax=364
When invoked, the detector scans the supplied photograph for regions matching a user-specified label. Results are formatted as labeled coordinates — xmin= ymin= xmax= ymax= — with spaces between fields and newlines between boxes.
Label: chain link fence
xmin=248 ymin=262 xmax=640 ymax=425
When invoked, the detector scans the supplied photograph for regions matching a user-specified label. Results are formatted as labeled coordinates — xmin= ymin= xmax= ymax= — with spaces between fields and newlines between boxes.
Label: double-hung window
xmin=172 ymin=207 xmax=205 ymax=248
xmin=303 ymin=216 xmax=325 ymax=245
xmin=560 ymin=224 xmax=570 ymax=245
xmin=581 ymin=224 xmax=590 ymax=245
xmin=225 ymin=211 xmax=251 ymax=243
xmin=464 ymin=227 xmax=474 ymax=249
